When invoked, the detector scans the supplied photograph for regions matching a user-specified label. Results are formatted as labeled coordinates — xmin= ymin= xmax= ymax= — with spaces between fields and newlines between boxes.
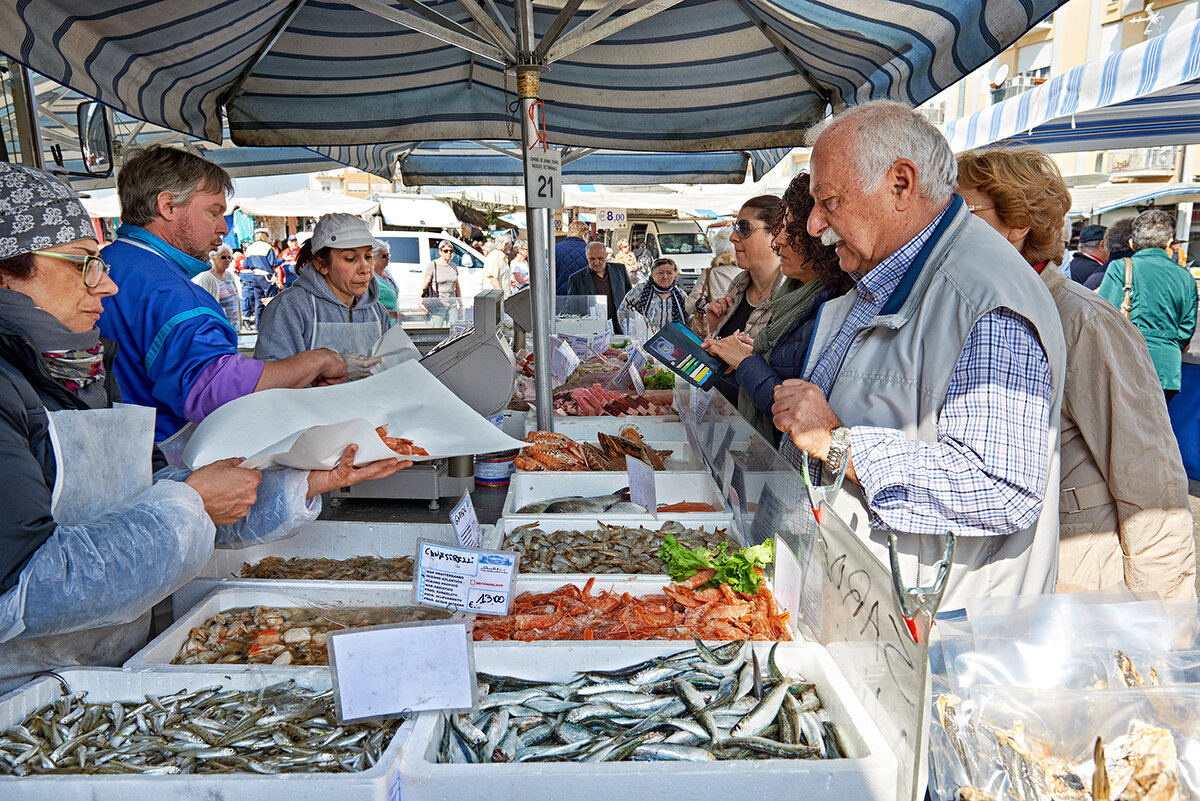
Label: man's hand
xmin=771 ymin=379 xmax=843 ymax=461
xmin=705 ymin=295 xmax=732 ymax=332
xmin=184 ymin=457 xmax=262 ymax=525
xmin=306 ymin=444 xmax=410 ymax=499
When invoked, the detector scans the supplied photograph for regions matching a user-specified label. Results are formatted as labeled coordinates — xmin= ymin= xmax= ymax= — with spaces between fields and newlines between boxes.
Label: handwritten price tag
xmin=413 ymin=541 xmax=519 ymax=616
xmin=450 ymin=490 xmax=481 ymax=548
xmin=626 ymin=455 xmax=657 ymax=515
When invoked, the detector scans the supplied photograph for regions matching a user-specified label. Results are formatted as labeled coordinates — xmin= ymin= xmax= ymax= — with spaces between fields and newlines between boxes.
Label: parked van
xmin=373 ymin=231 xmax=487 ymax=299
xmin=613 ymin=219 xmax=712 ymax=282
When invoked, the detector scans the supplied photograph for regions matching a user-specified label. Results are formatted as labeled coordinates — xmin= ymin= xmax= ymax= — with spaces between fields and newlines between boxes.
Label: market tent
xmin=943 ymin=18 xmax=1200 ymax=153
xmin=2 ymin=1 xmax=1066 ymax=153
xmin=233 ymin=189 xmax=379 ymax=218
xmin=378 ymin=195 xmax=461 ymax=229
xmin=310 ymin=141 xmax=792 ymax=184
xmin=1069 ymin=181 xmax=1200 ymax=220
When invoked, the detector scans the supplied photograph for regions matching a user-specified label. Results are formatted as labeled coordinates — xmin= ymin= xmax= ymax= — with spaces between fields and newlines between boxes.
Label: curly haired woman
xmin=703 ymin=173 xmax=852 ymax=442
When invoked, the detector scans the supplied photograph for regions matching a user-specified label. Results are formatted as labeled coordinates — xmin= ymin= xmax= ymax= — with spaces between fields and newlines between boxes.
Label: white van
xmin=372 ymin=231 xmax=487 ymax=299
xmin=614 ymin=219 xmax=712 ymax=282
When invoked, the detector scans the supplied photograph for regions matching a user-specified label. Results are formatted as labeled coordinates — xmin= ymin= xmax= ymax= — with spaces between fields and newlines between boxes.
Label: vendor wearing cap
xmin=1069 ymin=225 xmax=1108 ymax=286
xmin=100 ymin=146 xmax=349 ymax=446
xmin=255 ymin=213 xmax=419 ymax=377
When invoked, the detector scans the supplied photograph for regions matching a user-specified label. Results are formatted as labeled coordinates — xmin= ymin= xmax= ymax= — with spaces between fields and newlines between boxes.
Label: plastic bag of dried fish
xmin=930 ymin=685 xmax=1200 ymax=801
xmin=0 ymin=680 xmax=405 ymax=776
xmin=502 ymin=520 xmax=731 ymax=574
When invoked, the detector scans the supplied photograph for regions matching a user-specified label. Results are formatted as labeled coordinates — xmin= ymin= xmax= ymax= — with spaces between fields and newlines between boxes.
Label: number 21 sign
xmin=525 ymin=148 xmax=563 ymax=209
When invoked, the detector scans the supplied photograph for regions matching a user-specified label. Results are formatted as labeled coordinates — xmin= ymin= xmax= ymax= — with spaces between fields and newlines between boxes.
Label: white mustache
xmin=820 ymin=228 xmax=843 ymax=247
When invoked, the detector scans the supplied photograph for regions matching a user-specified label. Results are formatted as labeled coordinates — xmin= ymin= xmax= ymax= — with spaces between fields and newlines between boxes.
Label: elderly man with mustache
xmin=770 ymin=101 xmax=1066 ymax=610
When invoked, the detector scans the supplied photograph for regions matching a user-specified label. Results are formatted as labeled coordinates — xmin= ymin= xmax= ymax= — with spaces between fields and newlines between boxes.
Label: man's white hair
xmin=806 ymin=100 xmax=956 ymax=203
xmin=493 ymin=234 xmax=513 ymax=249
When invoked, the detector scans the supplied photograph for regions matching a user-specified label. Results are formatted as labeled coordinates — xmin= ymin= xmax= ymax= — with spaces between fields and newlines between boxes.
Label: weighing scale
xmin=336 ymin=290 xmax=518 ymax=508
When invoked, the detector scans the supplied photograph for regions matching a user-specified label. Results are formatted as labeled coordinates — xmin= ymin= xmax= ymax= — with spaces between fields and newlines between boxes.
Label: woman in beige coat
xmin=957 ymin=146 xmax=1195 ymax=599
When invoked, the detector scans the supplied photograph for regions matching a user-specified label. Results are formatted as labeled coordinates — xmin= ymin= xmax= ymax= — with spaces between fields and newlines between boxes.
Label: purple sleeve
xmin=183 ymin=353 xmax=266 ymax=422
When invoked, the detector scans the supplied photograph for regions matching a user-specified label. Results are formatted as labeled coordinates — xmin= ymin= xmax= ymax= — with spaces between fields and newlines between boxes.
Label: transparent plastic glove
xmin=340 ymin=351 xmax=383 ymax=381
xmin=0 ymin=481 xmax=214 ymax=642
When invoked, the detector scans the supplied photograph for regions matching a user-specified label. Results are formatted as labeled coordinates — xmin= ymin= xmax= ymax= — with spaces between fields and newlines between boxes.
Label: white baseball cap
xmin=310 ymin=213 xmax=382 ymax=251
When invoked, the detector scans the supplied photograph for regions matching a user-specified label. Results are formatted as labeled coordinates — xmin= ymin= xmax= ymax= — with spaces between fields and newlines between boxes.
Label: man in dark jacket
xmin=555 ymin=220 xmax=591 ymax=294
xmin=1086 ymin=217 xmax=1135 ymax=290
xmin=1068 ymin=224 xmax=1108 ymax=285
xmin=565 ymin=241 xmax=632 ymax=334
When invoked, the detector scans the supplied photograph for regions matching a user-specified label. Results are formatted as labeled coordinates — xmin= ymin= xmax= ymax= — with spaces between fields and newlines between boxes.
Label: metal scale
xmin=336 ymin=289 xmax=517 ymax=508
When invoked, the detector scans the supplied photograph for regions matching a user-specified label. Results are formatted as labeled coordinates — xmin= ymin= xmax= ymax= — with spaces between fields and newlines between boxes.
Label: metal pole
xmin=514 ymin=0 xmax=554 ymax=431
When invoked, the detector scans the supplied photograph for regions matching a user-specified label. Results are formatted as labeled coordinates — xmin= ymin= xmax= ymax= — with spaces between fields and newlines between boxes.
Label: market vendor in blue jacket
xmin=100 ymin=146 xmax=348 ymax=444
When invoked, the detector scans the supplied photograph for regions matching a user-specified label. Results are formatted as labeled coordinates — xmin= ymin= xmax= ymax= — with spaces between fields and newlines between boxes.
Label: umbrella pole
xmin=517 ymin=64 xmax=555 ymax=432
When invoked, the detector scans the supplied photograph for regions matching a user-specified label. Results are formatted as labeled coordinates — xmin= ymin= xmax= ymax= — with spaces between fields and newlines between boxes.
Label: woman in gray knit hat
xmin=0 ymin=164 xmax=400 ymax=691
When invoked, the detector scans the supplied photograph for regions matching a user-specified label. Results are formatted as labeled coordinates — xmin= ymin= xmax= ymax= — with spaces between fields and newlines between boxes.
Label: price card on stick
xmin=551 ymin=339 xmax=580 ymax=386
xmin=328 ymin=619 xmax=476 ymax=722
xmin=525 ymin=149 xmax=563 ymax=209
xmin=450 ymin=490 xmax=481 ymax=548
xmin=626 ymin=455 xmax=657 ymax=515
xmin=413 ymin=540 xmax=519 ymax=616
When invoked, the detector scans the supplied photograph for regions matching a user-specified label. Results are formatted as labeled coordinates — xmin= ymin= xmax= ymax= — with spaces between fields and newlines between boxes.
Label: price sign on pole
xmin=525 ymin=149 xmax=562 ymax=209
xmin=596 ymin=209 xmax=627 ymax=230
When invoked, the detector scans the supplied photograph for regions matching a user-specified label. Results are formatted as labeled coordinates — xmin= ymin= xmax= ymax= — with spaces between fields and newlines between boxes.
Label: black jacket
xmin=1069 ymin=252 xmax=1106 ymax=286
xmin=564 ymin=264 xmax=633 ymax=334
xmin=0 ymin=318 xmax=120 ymax=592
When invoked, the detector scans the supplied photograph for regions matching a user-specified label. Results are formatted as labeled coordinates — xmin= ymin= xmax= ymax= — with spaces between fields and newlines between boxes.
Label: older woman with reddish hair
xmin=956 ymin=146 xmax=1195 ymax=599
xmin=704 ymin=173 xmax=852 ymax=442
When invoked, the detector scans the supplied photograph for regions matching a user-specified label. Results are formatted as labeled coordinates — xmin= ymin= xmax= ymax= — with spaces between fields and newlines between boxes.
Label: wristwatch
xmin=826 ymin=427 xmax=851 ymax=475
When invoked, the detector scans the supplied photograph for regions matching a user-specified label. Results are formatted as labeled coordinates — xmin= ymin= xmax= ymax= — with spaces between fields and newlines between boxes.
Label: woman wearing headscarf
xmin=704 ymin=174 xmax=851 ymax=442
xmin=617 ymin=257 xmax=688 ymax=331
xmin=0 ymin=163 xmax=405 ymax=690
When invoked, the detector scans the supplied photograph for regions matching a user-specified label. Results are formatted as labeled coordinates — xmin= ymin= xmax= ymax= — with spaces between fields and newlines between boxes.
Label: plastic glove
xmin=340 ymin=351 xmax=383 ymax=381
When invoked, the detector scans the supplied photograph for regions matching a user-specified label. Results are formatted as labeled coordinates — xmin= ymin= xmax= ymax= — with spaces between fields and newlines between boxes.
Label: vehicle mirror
xmin=461 ymin=255 xmax=475 ymax=268
xmin=76 ymin=101 xmax=113 ymax=177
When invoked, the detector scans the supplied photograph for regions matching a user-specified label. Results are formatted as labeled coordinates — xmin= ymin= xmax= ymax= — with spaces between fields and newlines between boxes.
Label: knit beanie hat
xmin=0 ymin=163 xmax=94 ymax=259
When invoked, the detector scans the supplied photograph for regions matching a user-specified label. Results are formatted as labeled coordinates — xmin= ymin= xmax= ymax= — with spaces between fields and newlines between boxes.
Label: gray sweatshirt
xmin=254 ymin=265 xmax=392 ymax=360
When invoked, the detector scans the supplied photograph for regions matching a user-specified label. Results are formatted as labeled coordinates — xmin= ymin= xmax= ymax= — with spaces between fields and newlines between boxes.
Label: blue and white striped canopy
xmin=944 ymin=18 xmax=1200 ymax=154
xmin=1 ymin=0 xmax=1066 ymax=154
xmin=311 ymin=141 xmax=791 ymax=184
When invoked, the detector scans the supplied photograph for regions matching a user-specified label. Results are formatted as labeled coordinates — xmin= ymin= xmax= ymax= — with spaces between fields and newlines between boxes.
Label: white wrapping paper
xmin=182 ymin=360 xmax=525 ymax=470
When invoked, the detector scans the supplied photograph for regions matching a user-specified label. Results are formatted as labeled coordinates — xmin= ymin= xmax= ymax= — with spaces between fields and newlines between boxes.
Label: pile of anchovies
xmin=439 ymin=640 xmax=847 ymax=763
xmin=0 ymin=680 xmax=404 ymax=776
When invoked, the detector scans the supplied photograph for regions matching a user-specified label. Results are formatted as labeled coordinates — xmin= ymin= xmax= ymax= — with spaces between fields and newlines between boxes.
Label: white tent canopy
xmin=1070 ymin=182 xmax=1200 ymax=220
xmin=377 ymin=195 xmax=459 ymax=229
xmin=233 ymin=189 xmax=378 ymax=218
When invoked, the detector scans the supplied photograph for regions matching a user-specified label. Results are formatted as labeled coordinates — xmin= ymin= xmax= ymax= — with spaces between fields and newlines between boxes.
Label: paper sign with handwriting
xmin=414 ymin=541 xmax=518 ymax=615
xmin=551 ymin=339 xmax=581 ymax=385
xmin=626 ymin=455 xmax=657 ymax=514
xmin=329 ymin=620 xmax=475 ymax=722
xmin=450 ymin=490 xmax=481 ymax=548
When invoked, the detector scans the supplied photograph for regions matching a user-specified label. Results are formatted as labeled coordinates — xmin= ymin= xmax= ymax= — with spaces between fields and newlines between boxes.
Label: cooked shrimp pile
xmin=472 ymin=573 xmax=791 ymax=642
xmin=376 ymin=425 xmax=429 ymax=456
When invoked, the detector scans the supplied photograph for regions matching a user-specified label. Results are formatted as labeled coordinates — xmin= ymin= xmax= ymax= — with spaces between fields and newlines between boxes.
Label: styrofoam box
xmin=529 ymin=417 xmax=687 ymax=440
xmin=516 ymin=440 xmax=704 ymax=472
xmin=172 ymin=522 xmax=497 ymax=617
xmin=0 ymin=668 xmax=411 ymax=801
xmin=503 ymin=472 xmax=727 ymax=521
xmin=130 ymin=585 xmax=438 ymax=673
xmin=497 ymin=517 xmax=742 ymax=579
xmin=524 ymin=411 xmax=681 ymax=431
xmin=396 ymin=642 xmax=896 ymax=801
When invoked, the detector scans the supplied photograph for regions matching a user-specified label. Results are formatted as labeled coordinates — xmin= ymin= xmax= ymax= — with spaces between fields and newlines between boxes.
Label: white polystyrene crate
xmin=515 ymin=440 xmax=704 ymax=472
xmin=130 ymin=585 xmax=433 ymax=673
xmin=523 ymin=411 xmax=681 ymax=433
xmin=496 ymin=516 xmax=742 ymax=579
xmin=478 ymin=574 xmax=801 ymax=643
xmin=173 ymin=522 xmax=496 ymax=617
xmin=396 ymin=642 xmax=895 ymax=801
xmin=0 ymin=668 xmax=412 ymax=801
xmin=531 ymin=418 xmax=687 ymax=440
xmin=502 ymin=472 xmax=727 ymax=521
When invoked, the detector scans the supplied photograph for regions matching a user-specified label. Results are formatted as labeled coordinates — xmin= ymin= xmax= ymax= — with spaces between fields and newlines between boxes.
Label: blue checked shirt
xmin=782 ymin=205 xmax=1053 ymax=538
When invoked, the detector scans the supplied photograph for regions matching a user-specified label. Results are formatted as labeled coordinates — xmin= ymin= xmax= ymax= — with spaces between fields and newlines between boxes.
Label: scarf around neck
xmin=0 ymin=288 xmax=107 ymax=406
xmin=752 ymin=276 xmax=826 ymax=355
xmin=632 ymin=280 xmax=687 ymax=324
xmin=117 ymin=224 xmax=211 ymax=279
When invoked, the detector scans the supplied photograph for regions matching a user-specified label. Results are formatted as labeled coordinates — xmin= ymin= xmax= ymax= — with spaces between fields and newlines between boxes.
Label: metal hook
xmin=887 ymin=531 xmax=955 ymax=643
xmin=31 ymin=670 xmax=71 ymax=696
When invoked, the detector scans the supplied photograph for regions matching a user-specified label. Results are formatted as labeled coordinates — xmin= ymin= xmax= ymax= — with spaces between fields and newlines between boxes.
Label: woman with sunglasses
xmin=419 ymin=240 xmax=463 ymax=324
xmin=704 ymin=195 xmax=785 ymax=405
xmin=0 ymin=164 xmax=403 ymax=690
xmin=703 ymin=174 xmax=852 ymax=441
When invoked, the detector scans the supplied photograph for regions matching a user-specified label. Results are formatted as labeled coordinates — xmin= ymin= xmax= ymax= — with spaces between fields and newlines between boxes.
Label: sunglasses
xmin=440 ymin=248 xmax=453 ymax=253
xmin=30 ymin=250 xmax=110 ymax=288
xmin=731 ymin=219 xmax=762 ymax=238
